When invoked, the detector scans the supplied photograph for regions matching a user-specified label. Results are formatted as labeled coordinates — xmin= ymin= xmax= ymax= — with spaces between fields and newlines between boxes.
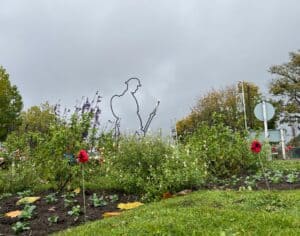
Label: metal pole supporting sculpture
xmin=110 ymin=78 xmax=160 ymax=139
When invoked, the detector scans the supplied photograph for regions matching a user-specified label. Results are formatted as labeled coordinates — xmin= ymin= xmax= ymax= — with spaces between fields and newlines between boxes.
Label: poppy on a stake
xmin=77 ymin=149 xmax=89 ymax=163
xmin=251 ymin=140 xmax=262 ymax=154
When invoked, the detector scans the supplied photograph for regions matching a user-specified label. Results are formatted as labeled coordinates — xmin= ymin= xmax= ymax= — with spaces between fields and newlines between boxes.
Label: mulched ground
xmin=256 ymin=181 xmax=300 ymax=190
xmin=0 ymin=190 xmax=139 ymax=236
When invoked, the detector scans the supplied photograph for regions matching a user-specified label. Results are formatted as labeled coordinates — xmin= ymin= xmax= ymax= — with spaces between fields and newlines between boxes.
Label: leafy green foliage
xmin=19 ymin=204 xmax=36 ymax=220
xmin=68 ymin=205 xmax=81 ymax=221
xmin=1 ymin=105 xmax=101 ymax=193
xmin=244 ymin=176 xmax=257 ymax=188
xmin=63 ymin=198 xmax=77 ymax=208
xmin=48 ymin=215 xmax=59 ymax=225
xmin=176 ymin=82 xmax=262 ymax=138
xmin=268 ymin=170 xmax=284 ymax=184
xmin=17 ymin=190 xmax=33 ymax=198
xmin=106 ymin=136 xmax=206 ymax=201
xmin=20 ymin=103 xmax=56 ymax=133
xmin=108 ymin=194 xmax=119 ymax=203
xmin=12 ymin=221 xmax=30 ymax=234
xmin=269 ymin=51 xmax=300 ymax=115
xmin=185 ymin=120 xmax=260 ymax=178
xmin=0 ymin=192 xmax=12 ymax=200
xmin=45 ymin=193 xmax=58 ymax=204
xmin=286 ymin=172 xmax=299 ymax=184
xmin=0 ymin=66 xmax=23 ymax=141
xmin=90 ymin=193 xmax=108 ymax=207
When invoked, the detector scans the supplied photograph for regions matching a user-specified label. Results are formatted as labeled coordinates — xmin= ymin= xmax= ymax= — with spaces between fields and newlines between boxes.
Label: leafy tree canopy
xmin=0 ymin=66 xmax=23 ymax=141
xmin=18 ymin=103 xmax=57 ymax=135
xmin=269 ymin=51 xmax=300 ymax=115
xmin=176 ymin=82 xmax=276 ymax=139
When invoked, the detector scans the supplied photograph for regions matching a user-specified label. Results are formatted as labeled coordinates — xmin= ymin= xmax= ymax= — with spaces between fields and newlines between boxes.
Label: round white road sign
xmin=254 ymin=102 xmax=275 ymax=121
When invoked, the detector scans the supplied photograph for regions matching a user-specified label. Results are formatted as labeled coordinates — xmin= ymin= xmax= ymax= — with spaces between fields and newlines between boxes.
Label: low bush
xmin=106 ymin=136 xmax=206 ymax=201
xmin=185 ymin=122 xmax=260 ymax=178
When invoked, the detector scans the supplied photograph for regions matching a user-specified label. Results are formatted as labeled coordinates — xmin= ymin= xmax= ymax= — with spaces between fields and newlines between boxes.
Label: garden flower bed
xmin=0 ymin=190 xmax=139 ymax=235
xmin=1 ymin=171 xmax=300 ymax=236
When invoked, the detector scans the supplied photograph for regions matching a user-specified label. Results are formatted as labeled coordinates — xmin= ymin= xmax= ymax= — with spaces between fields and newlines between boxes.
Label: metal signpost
xmin=254 ymin=101 xmax=275 ymax=136
xmin=280 ymin=129 xmax=286 ymax=159
xmin=254 ymin=101 xmax=275 ymax=160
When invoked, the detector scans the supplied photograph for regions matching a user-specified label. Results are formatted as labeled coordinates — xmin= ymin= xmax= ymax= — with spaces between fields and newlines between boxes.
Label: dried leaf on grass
xmin=117 ymin=202 xmax=144 ymax=210
xmin=16 ymin=197 xmax=40 ymax=205
xmin=103 ymin=212 xmax=122 ymax=218
xmin=5 ymin=210 xmax=22 ymax=218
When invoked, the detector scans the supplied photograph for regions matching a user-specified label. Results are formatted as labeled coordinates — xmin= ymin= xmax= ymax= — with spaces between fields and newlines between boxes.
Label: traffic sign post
xmin=280 ymin=129 xmax=286 ymax=160
xmin=262 ymin=101 xmax=269 ymax=139
xmin=254 ymin=101 xmax=275 ymax=161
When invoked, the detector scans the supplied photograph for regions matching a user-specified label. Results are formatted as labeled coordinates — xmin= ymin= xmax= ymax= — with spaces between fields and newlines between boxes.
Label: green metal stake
xmin=258 ymin=155 xmax=270 ymax=191
xmin=82 ymin=164 xmax=87 ymax=221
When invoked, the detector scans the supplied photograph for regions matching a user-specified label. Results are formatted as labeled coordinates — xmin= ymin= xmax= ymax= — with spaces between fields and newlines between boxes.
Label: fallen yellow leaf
xmin=103 ymin=212 xmax=122 ymax=218
xmin=5 ymin=210 xmax=22 ymax=218
xmin=117 ymin=202 xmax=144 ymax=210
xmin=16 ymin=197 xmax=40 ymax=205
xmin=73 ymin=188 xmax=81 ymax=194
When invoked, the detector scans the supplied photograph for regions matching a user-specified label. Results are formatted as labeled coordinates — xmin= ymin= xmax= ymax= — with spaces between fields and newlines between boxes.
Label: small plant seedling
xmin=230 ymin=176 xmax=240 ymax=186
xmin=109 ymin=194 xmax=119 ymax=203
xmin=62 ymin=192 xmax=76 ymax=199
xmin=68 ymin=205 xmax=81 ymax=216
xmin=48 ymin=215 xmax=59 ymax=225
xmin=12 ymin=221 xmax=30 ymax=234
xmin=62 ymin=192 xmax=78 ymax=207
xmin=17 ymin=190 xmax=33 ymax=198
xmin=286 ymin=172 xmax=298 ymax=184
xmin=244 ymin=176 xmax=256 ymax=188
xmin=269 ymin=171 xmax=284 ymax=184
xmin=90 ymin=193 xmax=108 ymax=207
xmin=253 ymin=173 xmax=263 ymax=181
xmin=0 ymin=192 xmax=12 ymax=200
xmin=45 ymin=193 xmax=58 ymax=204
xmin=64 ymin=198 xmax=78 ymax=208
xmin=68 ymin=205 xmax=81 ymax=221
xmin=19 ymin=204 xmax=36 ymax=220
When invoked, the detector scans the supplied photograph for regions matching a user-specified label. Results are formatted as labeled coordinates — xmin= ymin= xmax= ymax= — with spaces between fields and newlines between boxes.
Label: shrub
xmin=0 ymin=160 xmax=41 ymax=193
xmin=185 ymin=122 xmax=259 ymax=178
xmin=106 ymin=136 xmax=206 ymax=201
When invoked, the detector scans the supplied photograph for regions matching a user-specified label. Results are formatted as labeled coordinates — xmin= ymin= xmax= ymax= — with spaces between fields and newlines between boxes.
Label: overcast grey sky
xmin=1 ymin=0 xmax=299 ymax=134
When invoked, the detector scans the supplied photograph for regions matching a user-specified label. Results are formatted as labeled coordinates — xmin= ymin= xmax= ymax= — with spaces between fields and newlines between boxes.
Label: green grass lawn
xmin=56 ymin=190 xmax=300 ymax=236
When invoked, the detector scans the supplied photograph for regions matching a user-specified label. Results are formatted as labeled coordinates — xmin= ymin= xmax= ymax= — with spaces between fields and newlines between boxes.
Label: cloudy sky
xmin=1 ymin=0 xmax=299 ymax=134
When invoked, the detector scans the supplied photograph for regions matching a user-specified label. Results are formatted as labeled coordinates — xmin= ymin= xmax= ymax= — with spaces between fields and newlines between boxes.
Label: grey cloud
xmin=0 ymin=0 xmax=300 ymax=134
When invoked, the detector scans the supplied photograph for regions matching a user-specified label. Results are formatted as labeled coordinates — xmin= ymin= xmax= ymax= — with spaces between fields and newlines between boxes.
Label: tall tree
xmin=18 ymin=103 xmax=56 ymax=134
xmin=176 ymin=82 xmax=264 ymax=138
xmin=269 ymin=51 xmax=300 ymax=117
xmin=0 ymin=66 xmax=23 ymax=141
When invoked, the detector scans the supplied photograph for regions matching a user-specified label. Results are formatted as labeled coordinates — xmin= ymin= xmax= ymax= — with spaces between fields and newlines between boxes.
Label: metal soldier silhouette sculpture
xmin=110 ymin=78 xmax=160 ymax=139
